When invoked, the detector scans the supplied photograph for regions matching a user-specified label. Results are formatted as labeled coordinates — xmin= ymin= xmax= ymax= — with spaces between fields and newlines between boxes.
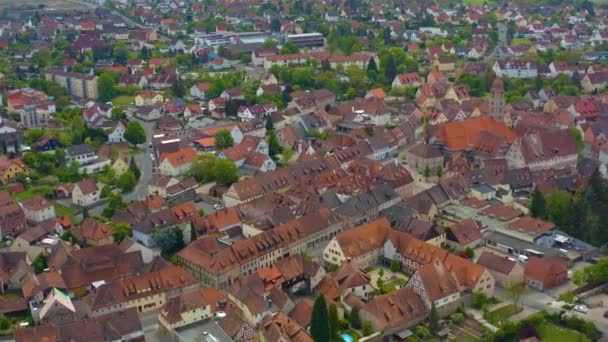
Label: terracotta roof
xmin=261 ymin=312 xmax=313 ymax=342
xmin=160 ymin=287 xmax=226 ymax=324
xmin=14 ymin=308 xmax=142 ymax=342
xmin=476 ymin=252 xmax=517 ymax=275
xmin=435 ymin=116 xmax=516 ymax=152
xmin=509 ymin=216 xmax=555 ymax=236
xmin=481 ymin=204 xmax=524 ymax=221
xmin=196 ymin=207 xmax=241 ymax=233
xmin=73 ymin=218 xmax=113 ymax=243
xmin=447 ymin=218 xmax=481 ymax=245
xmin=61 ymin=246 xmax=144 ymax=290
xmin=289 ymin=299 xmax=314 ymax=328
xmin=88 ymin=265 xmax=198 ymax=310
xmin=362 ymin=287 xmax=426 ymax=330
xmin=75 ymin=178 xmax=98 ymax=195
xmin=21 ymin=195 xmax=53 ymax=211
xmin=415 ymin=259 xmax=460 ymax=301
xmin=333 ymin=262 xmax=370 ymax=294
xmin=160 ymin=147 xmax=197 ymax=167
xmin=524 ymin=256 xmax=567 ymax=286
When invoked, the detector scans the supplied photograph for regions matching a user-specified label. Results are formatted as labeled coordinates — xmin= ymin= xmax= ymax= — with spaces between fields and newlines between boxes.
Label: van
xmin=517 ymin=255 xmax=529 ymax=263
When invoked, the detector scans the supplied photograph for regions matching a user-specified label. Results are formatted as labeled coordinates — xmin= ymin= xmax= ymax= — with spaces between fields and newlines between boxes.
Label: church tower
xmin=489 ymin=77 xmax=506 ymax=122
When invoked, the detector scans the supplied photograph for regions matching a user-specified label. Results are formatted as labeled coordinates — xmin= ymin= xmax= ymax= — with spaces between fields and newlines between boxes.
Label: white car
xmin=574 ymin=305 xmax=588 ymax=314
xmin=213 ymin=204 xmax=224 ymax=210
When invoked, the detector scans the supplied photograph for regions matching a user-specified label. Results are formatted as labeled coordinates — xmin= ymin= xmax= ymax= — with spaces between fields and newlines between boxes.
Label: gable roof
xmin=476 ymin=252 xmax=518 ymax=275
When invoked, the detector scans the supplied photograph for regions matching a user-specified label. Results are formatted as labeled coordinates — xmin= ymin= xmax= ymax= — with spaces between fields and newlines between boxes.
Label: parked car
xmin=574 ymin=305 xmax=588 ymax=314
xmin=603 ymin=310 xmax=608 ymax=318
xmin=213 ymin=203 xmax=224 ymax=210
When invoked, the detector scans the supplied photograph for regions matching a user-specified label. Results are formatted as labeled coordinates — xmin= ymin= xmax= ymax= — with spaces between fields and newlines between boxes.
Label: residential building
xmin=88 ymin=265 xmax=199 ymax=316
xmin=159 ymin=148 xmax=197 ymax=177
xmin=407 ymin=143 xmax=443 ymax=174
xmin=21 ymin=195 xmax=56 ymax=224
xmin=72 ymin=178 xmax=100 ymax=207
xmin=524 ymin=256 xmax=568 ymax=291
xmin=45 ymin=69 xmax=99 ymax=99
xmin=158 ymin=287 xmax=228 ymax=331
xmin=476 ymin=252 xmax=524 ymax=288
xmin=15 ymin=308 xmax=144 ymax=342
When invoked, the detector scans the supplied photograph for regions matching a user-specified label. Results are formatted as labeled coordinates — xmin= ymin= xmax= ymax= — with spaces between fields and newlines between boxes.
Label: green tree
xmin=390 ymin=259 xmax=400 ymax=272
xmin=190 ymin=224 xmax=197 ymax=242
xmin=429 ymin=302 xmax=439 ymax=333
xmin=349 ymin=306 xmax=362 ymax=329
xmin=362 ymin=321 xmax=373 ymax=336
xmin=214 ymin=130 xmax=234 ymax=150
xmin=265 ymin=116 xmax=275 ymax=132
xmin=191 ymin=153 xmax=217 ymax=183
xmin=152 ymin=227 xmax=185 ymax=256
xmin=465 ymin=247 xmax=475 ymax=259
xmin=33 ymin=254 xmax=47 ymax=274
xmin=416 ymin=326 xmax=431 ymax=339
xmin=529 ymin=187 xmax=546 ymax=219
xmin=98 ymin=73 xmax=117 ymax=102
xmin=506 ymin=282 xmax=525 ymax=309
xmin=436 ymin=165 xmax=443 ymax=178
xmin=268 ymin=130 xmax=282 ymax=159
xmin=129 ymin=156 xmax=141 ymax=180
xmin=328 ymin=303 xmax=339 ymax=341
xmin=280 ymin=42 xmax=300 ymax=54
xmin=112 ymin=223 xmax=132 ymax=243
xmin=311 ymin=295 xmax=330 ymax=342
xmin=124 ymin=121 xmax=146 ymax=145
xmin=424 ymin=164 xmax=431 ymax=178
xmin=117 ymin=171 xmax=136 ymax=192
xmin=213 ymin=159 xmax=239 ymax=185
xmin=111 ymin=107 xmax=126 ymax=120
xmin=171 ymin=78 xmax=185 ymax=97
xmin=570 ymin=127 xmax=584 ymax=153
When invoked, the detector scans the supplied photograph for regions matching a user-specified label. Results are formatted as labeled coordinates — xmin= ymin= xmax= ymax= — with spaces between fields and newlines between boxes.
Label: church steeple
xmin=489 ymin=77 xmax=506 ymax=122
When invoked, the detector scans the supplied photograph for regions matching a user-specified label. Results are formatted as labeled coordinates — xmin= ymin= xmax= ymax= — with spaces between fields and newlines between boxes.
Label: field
xmin=0 ymin=0 xmax=91 ymax=10
xmin=537 ymin=323 xmax=590 ymax=342
xmin=484 ymin=304 xmax=522 ymax=327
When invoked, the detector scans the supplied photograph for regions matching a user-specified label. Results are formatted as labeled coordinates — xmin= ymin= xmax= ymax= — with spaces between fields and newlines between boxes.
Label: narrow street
xmin=124 ymin=120 xmax=155 ymax=202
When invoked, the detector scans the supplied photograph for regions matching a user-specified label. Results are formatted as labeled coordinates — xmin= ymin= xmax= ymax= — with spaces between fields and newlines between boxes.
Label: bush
xmin=473 ymin=292 xmax=491 ymax=310
xmin=415 ymin=325 xmax=431 ymax=339
xmin=362 ymin=321 xmax=373 ymax=336
xmin=450 ymin=313 xmax=465 ymax=324
xmin=558 ymin=291 xmax=576 ymax=304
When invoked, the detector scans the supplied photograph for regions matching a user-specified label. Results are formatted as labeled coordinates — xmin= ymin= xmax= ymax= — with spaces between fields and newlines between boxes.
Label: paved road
xmin=124 ymin=120 xmax=155 ymax=202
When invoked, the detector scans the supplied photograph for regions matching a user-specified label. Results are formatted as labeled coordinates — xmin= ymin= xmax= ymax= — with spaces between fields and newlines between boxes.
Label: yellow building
xmin=0 ymin=157 xmax=28 ymax=184
xmin=135 ymin=91 xmax=164 ymax=106
xmin=111 ymin=155 xmax=130 ymax=177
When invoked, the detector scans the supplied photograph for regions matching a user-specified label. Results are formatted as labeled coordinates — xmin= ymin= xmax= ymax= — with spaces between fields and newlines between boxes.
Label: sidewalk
xmin=466 ymin=309 xmax=498 ymax=333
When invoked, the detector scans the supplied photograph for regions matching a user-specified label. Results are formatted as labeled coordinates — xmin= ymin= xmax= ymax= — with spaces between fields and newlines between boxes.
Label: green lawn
xmin=11 ymin=185 xmax=53 ymax=202
xmin=537 ymin=323 xmax=590 ymax=342
xmin=511 ymin=38 xmax=532 ymax=46
xmin=2 ymin=289 xmax=22 ymax=300
xmin=484 ymin=304 xmax=522 ymax=326
xmin=112 ymin=96 xmax=135 ymax=106
xmin=55 ymin=202 xmax=79 ymax=223
xmin=454 ymin=330 xmax=480 ymax=342
xmin=381 ymin=278 xmax=407 ymax=293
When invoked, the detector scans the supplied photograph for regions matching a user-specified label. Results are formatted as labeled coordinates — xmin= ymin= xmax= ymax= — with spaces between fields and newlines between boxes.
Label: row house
xmin=506 ymin=128 xmax=578 ymax=171
xmin=177 ymin=208 xmax=343 ymax=289
xmin=323 ymin=218 xmax=495 ymax=296
xmin=492 ymin=60 xmax=538 ymax=78
xmin=87 ymin=266 xmax=199 ymax=316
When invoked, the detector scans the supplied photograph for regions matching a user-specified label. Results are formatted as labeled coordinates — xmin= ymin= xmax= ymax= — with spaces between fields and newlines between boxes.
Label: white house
xmin=21 ymin=195 xmax=56 ymax=224
xmin=107 ymin=121 xmax=126 ymax=143
xmin=72 ymin=178 xmax=100 ymax=207
xmin=493 ymin=60 xmax=538 ymax=78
